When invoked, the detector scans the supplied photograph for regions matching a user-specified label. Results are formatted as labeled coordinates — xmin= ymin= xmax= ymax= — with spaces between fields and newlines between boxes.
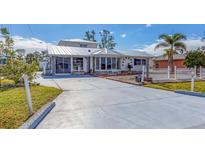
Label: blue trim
xmin=175 ymin=90 xmax=205 ymax=98
xmin=28 ymin=102 xmax=56 ymax=129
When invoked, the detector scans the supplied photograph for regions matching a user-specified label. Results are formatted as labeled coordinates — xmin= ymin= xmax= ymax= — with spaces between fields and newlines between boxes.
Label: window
xmin=112 ymin=57 xmax=117 ymax=69
xmin=101 ymin=57 xmax=106 ymax=70
xmin=96 ymin=57 xmax=100 ymax=70
xmin=117 ymin=58 xmax=121 ymax=69
xmin=134 ymin=59 xmax=141 ymax=65
xmin=80 ymin=44 xmax=88 ymax=48
xmin=73 ymin=57 xmax=84 ymax=71
xmin=107 ymin=57 xmax=111 ymax=70
xmin=142 ymin=59 xmax=146 ymax=65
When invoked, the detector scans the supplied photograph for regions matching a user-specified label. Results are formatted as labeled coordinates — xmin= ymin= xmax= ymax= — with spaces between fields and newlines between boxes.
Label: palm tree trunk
xmin=170 ymin=46 xmax=174 ymax=74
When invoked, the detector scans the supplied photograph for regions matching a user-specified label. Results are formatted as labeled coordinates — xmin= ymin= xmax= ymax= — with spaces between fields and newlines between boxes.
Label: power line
xmin=27 ymin=24 xmax=34 ymax=37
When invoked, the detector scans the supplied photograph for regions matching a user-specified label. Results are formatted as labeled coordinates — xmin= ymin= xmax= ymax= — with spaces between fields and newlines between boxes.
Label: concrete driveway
xmin=35 ymin=76 xmax=205 ymax=129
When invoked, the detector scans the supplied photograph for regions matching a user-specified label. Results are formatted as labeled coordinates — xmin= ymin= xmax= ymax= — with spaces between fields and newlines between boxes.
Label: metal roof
xmin=117 ymin=50 xmax=153 ymax=57
xmin=48 ymin=46 xmax=151 ymax=57
xmin=48 ymin=46 xmax=93 ymax=56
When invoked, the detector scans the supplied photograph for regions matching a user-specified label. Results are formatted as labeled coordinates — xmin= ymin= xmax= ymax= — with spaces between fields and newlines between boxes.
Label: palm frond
xmin=173 ymin=33 xmax=186 ymax=41
xmin=154 ymin=42 xmax=170 ymax=50
xmin=174 ymin=42 xmax=187 ymax=53
xmin=159 ymin=34 xmax=173 ymax=44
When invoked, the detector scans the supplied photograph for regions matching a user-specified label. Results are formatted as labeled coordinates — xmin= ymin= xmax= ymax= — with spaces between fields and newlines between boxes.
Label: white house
xmin=44 ymin=39 xmax=152 ymax=75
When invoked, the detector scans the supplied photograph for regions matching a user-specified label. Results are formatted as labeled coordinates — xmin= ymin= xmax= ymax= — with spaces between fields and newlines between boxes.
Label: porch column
xmin=83 ymin=57 xmax=87 ymax=72
xmin=90 ymin=56 xmax=93 ymax=73
xmin=146 ymin=58 xmax=149 ymax=79
xmin=52 ymin=56 xmax=56 ymax=75
xmin=71 ymin=56 xmax=73 ymax=73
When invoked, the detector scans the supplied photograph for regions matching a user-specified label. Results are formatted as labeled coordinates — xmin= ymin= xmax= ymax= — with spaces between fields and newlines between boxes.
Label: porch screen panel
xmin=73 ymin=57 xmax=84 ymax=71
xmin=56 ymin=57 xmax=64 ymax=73
xmin=111 ymin=57 xmax=117 ymax=69
xmin=63 ymin=57 xmax=71 ymax=73
xmin=117 ymin=58 xmax=121 ymax=69
xmin=96 ymin=57 xmax=100 ymax=70
xmin=101 ymin=57 xmax=106 ymax=70
xmin=107 ymin=57 xmax=111 ymax=70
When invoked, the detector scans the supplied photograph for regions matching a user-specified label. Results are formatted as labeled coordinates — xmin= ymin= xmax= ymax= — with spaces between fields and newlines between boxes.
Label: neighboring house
xmin=45 ymin=39 xmax=152 ymax=75
xmin=153 ymin=54 xmax=186 ymax=69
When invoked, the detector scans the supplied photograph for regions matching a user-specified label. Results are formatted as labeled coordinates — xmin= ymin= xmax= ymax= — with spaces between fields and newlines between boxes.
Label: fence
xmin=149 ymin=66 xmax=205 ymax=82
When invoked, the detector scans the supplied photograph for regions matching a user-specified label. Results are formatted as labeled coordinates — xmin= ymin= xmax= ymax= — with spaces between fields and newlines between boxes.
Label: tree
xmin=184 ymin=49 xmax=205 ymax=69
xmin=26 ymin=51 xmax=42 ymax=64
xmin=0 ymin=27 xmax=39 ymax=84
xmin=155 ymin=33 xmax=186 ymax=73
xmin=83 ymin=30 xmax=96 ymax=42
xmin=0 ymin=28 xmax=14 ymax=57
xmin=2 ymin=58 xmax=39 ymax=84
xmin=99 ymin=29 xmax=116 ymax=49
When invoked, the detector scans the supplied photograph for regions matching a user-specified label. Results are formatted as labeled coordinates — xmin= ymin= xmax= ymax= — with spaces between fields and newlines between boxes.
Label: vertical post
xmin=174 ymin=66 xmax=177 ymax=80
xmin=199 ymin=66 xmax=202 ymax=79
xmin=191 ymin=70 xmax=195 ymax=92
xmin=23 ymin=74 xmax=33 ymax=115
xmin=70 ymin=56 xmax=73 ymax=73
xmin=146 ymin=58 xmax=149 ymax=79
xmin=141 ymin=65 xmax=145 ymax=83
xmin=168 ymin=65 xmax=170 ymax=79
xmin=43 ymin=62 xmax=46 ymax=75
xmin=194 ymin=66 xmax=197 ymax=78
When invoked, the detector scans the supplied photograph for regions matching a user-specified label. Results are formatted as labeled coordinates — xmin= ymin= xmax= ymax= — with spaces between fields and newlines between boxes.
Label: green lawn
xmin=0 ymin=86 xmax=62 ymax=129
xmin=145 ymin=81 xmax=205 ymax=93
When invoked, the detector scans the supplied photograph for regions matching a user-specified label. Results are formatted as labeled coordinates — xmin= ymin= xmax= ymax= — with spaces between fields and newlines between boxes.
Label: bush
xmin=0 ymin=79 xmax=15 ymax=90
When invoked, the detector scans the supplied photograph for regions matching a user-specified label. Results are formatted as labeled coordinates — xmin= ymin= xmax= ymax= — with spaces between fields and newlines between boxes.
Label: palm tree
xmin=155 ymin=33 xmax=187 ymax=73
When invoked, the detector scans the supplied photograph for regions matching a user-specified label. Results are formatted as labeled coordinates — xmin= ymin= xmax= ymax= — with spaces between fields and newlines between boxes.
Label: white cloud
xmin=110 ymin=31 xmax=114 ymax=34
xmin=138 ymin=38 xmax=205 ymax=56
xmin=120 ymin=33 xmax=127 ymax=38
xmin=145 ymin=24 xmax=152 ymax=27
xmin=12 ymin=36 xmax=53 ymax=53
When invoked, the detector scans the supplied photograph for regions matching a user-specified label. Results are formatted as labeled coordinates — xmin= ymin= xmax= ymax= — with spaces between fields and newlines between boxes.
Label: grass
xmin=145 ymin=81 xmax=205 ymax=93
xmin=0 ymin=85 xmax=62 ymax=129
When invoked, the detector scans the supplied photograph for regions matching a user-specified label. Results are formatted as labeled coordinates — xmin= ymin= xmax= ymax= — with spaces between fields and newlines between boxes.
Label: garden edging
xmin=175 ymin=90 xmax=205 ymax=98
xmin=19 ymin=102 xmax=55 ymax=129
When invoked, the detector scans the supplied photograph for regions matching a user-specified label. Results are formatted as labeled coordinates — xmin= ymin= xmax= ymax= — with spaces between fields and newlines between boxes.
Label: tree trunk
xmin=169 ymin=46 xmax=174 ymax=74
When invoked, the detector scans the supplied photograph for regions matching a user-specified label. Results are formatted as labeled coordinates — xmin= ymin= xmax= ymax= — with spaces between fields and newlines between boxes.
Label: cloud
xmin=110 ymin=31 xmax=114 ymax=34
xmin=138 ymin=38 xmax=205 ymax=56
xmin=11 ymin=36 xmax=53 ymax=53
xmin=145 ymin=24 xmax=152 ymax=27
xmin=120 ymin=33 xmax=127 ymax=38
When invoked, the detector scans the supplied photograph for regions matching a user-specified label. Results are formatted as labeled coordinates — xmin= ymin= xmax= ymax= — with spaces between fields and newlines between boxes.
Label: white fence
xmin=150 ymin=66 xmax=205 ymax=82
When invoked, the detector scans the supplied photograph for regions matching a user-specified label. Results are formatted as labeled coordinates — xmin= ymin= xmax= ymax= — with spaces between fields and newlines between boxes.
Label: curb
xmin=175 ymin=90 xmax=205 ymax=98
xmin=19 ymin=102 xmax=55 ymax=129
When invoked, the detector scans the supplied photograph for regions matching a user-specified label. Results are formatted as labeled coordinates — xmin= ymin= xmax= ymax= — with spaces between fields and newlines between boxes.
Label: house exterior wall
xmin=121 ymin=57 xmax=148 ymax=72
xmin=154 ymin=59 xmax=185 ymax=68
xmin=58 ymin=41 xmax=97 ymax=48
